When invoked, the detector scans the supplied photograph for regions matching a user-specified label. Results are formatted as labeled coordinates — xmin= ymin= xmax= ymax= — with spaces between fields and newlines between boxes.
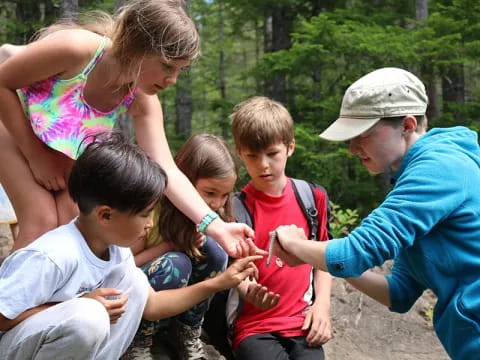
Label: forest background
xmin=1 ymin=0 xmax=479 ymax=221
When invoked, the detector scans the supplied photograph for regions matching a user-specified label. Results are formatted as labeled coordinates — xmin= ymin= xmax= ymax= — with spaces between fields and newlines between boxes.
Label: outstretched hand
xmin=82 ymin=288 xmax=128 ymax=324
xmin=242 ymin=281 xmax=280 ymax=310
xmin=208 ymin=219 xmax=267 ymax=258
xmin=217 ymin=255 xmax=263 ymax=290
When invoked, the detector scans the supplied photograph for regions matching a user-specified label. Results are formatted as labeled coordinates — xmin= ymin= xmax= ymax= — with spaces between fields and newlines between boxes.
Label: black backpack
xmin=203 ymin=179 xmax=328 ymax=358
xmin=232 ymin=178 xmax=321 ymax=240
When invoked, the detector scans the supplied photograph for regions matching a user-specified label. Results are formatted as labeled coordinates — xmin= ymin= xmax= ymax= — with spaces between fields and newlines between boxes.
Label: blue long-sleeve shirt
xmin=326 ymin=126 xmax=480 ymax=360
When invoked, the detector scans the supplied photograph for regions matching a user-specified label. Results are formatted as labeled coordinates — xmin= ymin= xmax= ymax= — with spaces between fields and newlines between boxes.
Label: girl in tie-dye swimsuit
xmin=0 ymin=0 xmax=257 ymax=266
xmin=0 ymin=0 xmax=198 ymax=251
xmin=16 ymin=36 xmax=136 ymax=160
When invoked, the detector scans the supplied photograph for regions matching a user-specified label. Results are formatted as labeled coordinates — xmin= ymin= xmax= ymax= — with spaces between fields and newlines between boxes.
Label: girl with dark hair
xmin=128 ymin=134 xmax=238 ymax=359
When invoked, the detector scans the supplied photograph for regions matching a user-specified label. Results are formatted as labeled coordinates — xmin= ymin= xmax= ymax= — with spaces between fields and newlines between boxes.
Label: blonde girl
xmin=128 ymin=134 xmax=237 ymax=360
xmin=0 ymin=0 xmax=255 ymax=256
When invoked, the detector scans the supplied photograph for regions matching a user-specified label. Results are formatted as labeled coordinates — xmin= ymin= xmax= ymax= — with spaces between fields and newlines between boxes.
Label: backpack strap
xmin=291 ymin=178 xmax=319 ymax=241
xmin=232 ymin=191 xmax=253 ymax=228
xmin=227 ymin=192 xmax=251 ymax=338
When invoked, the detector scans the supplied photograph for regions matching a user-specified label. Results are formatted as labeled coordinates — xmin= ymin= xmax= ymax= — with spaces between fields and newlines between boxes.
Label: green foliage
xmin=253 ymin=2 xmax=480 ymax=215
xmin=328 ymin=201 xmax=360 ymax=238
xmin=2 ymin=0 xmax=480 ymax=222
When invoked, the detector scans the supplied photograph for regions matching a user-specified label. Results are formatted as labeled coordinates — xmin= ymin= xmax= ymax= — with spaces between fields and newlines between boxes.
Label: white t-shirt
xmin=0 ymin=220 xmax=135 ymax=319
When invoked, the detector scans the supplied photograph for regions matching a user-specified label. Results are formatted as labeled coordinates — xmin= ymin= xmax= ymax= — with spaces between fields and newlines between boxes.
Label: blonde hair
xmin=112 ymin=0 xmax=200 ymax=77
xmin=34 ymin=0 xmax=200 ymax=77
xmin=231 ymin=96 xmax=294 ymax=152
xmin=157 ymin=134 xmax=238 ymax=260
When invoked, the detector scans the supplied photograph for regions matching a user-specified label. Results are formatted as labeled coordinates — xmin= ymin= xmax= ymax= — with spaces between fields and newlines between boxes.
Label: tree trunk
xmin=254 ymin=17 xmax=262 ymax=93
xmin=442 ymin=64 xmax=465 ymax=122
xmin=15 ymin=1 xmax=54 ymax=43
xmin=59 ymin=0 xmax=78 ymax=19
xmin=312 ymin=67 xmax=322 ymax=118
xmin=415 ymin=0 xmax=439 ymax=123
xmin=266 ymin=5 xmax=292 ymax=105
xmin=218 ymin=0 xmax=229 ymax=137
xmin=175 ymin=73 xmax=193 ymax=139
xmin=415 ymin=0 xmax=428 ymax=21
xmin=174 ymin=0 xmax=193 ymax=140
xmin=218 ymin=1 xmax=226 ymax=102
xmin=263 ymin=10 xmax=272 ymax=53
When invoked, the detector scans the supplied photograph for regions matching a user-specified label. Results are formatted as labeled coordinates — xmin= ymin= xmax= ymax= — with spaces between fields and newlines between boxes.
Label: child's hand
xmin=243 ymin=282 xmax=280 ymax=310
xmin=28 ymin=145 xmax=74 ymax=191
xmin=302 ymin=304 xmax=333 ymax=346
xmin=82 ymin=288 xmax=128 ymax=324
xmin=208 ymin=219 xmax=266 ymax=258
xmin=217 ymin=255 xmax=263 ymax=289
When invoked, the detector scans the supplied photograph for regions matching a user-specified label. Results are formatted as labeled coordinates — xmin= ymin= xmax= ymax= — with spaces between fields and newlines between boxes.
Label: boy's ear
xmin=235 ymin=146 xmax=243 ymax=157
xmin=287 ymin=139 xmax=295 ymax=157
xmin=96 ymin=205 xmax=113 ymax=225
xmin=403 ymin=115 xmax=417 ymax=134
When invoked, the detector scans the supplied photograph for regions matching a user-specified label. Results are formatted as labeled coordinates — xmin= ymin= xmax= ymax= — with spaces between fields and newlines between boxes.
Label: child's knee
xmin=103 ymin=265 xmax=150 ymax=309
xmin=61 ymin=298 xmax=110 ymax=348
xmin=203 ymin=238 xmax=228 ymax=271
xmin=148 ymin=252 xmax=192 ymax=290
xmin=169 ymin=252 xmax=193 ymax=274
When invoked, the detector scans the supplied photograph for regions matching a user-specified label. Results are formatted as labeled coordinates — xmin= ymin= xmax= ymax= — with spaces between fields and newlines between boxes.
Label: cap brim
xmin=319 ymin=117 xmax=381 ymax=141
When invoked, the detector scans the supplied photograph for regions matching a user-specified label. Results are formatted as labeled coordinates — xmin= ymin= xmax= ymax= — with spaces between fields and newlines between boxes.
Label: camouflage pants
xmin=132 ymin=238 xmax=228 ymax=347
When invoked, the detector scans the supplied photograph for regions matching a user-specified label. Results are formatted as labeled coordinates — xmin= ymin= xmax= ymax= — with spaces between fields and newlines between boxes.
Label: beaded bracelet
xmin=197 ymin=211 xmax=219 ymax=235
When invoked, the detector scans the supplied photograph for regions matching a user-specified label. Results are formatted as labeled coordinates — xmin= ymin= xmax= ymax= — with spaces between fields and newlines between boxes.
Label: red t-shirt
xmin=232 ymin=178 xmax=329 ymax=349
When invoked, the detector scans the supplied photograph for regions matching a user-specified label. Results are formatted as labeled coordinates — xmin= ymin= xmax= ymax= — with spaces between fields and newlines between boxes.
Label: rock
xmin=0 ymin=223 xmax=13 ymax=257
xmin=323 ymin=265 xmax=448 ymax=360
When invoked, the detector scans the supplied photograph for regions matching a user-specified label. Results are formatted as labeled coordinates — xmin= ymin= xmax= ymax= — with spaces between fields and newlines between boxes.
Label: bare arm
xmin=346 ymin=270 xmax=391 ymax=307
xmin=142 ymin=255 xmax=261 ymax=321
xmin=133 ymin=242 xmax=173 ymax=267
xmin=0 ymin=303 xmax=55 ymax=331
xmin=130 ymin=93 xmax=211 ymax=223
xmin=274 ymin=225 xmax=329 ymax=271
xmin=129 ymin=93 xmax=260 ymax=258
xmin=275 ymin=226 xmax=391 ymax=306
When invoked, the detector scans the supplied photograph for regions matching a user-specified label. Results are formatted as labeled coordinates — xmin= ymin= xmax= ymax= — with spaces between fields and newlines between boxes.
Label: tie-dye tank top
xmin=17 ymin=37 xmax=137 ymax=159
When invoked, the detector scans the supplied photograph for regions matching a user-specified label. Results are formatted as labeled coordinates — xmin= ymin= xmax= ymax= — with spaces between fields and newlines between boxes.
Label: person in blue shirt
xmin=274 ymin=67 xmax=480 ymax=360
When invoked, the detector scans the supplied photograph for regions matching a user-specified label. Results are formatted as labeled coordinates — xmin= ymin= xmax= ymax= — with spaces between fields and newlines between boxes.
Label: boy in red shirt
xmin=230 ymin=96 xmax=333 ymax=360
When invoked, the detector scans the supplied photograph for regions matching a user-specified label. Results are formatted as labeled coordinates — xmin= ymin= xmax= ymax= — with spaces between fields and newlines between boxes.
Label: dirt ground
xmin=323 ymin=272 xmax=448 ymax=360
xmin=0 ymin=224 xmax=449 ymax=360
xmin=0 ymin=223 xmax=13 ymax=258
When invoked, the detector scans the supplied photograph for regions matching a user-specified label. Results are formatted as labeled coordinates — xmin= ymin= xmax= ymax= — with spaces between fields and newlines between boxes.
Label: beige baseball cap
xmin=319 ymin=67 xmax=428 ymax=141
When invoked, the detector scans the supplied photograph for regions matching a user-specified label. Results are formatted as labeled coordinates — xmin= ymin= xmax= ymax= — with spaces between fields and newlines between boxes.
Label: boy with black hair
xmin=0 ymin=133 xmax=260 ymax=360
xmin=229 ymin=96 xmax=333 ymax=360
